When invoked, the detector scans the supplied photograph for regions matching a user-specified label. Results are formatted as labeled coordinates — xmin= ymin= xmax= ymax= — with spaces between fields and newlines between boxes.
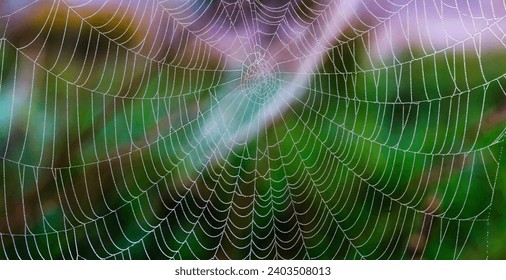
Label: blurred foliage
xmin=0 ymin=1 xmax=506 ymax=260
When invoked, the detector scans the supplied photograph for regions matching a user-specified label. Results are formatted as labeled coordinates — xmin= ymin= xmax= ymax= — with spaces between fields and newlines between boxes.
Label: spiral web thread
xmin=0 ymin=0 xmax=505 ymax=259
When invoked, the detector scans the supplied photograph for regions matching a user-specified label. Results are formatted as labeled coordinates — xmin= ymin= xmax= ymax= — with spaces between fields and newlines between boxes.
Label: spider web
xmin=0 ymin=0 xmax=505 ymax=259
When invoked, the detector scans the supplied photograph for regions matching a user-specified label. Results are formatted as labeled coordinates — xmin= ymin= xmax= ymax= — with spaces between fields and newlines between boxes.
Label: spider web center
xmin=241 ymin=52 xmax=280 ymax=105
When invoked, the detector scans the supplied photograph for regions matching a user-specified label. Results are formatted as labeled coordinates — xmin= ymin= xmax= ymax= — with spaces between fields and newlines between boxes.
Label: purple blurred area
xmin=1 ymin=0 xmax=505 ymax=68
xmin=367 ymin=0 xmax=506 ymax=59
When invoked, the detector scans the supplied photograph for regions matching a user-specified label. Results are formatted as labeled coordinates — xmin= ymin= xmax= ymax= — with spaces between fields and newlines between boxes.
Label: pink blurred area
xmin=364 ymin=0 xmax=506 ymax=60
xmin=1 ymin=0 xmax=505 ymax=65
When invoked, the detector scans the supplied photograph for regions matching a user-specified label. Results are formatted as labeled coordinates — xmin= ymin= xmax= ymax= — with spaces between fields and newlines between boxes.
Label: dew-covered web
xmin=0 ymin=0 xmax=505 ymax=260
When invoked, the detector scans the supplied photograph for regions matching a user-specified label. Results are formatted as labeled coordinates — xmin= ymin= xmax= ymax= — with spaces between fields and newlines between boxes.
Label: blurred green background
xmin=0 ymin=0 xmax=506 ymax=259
